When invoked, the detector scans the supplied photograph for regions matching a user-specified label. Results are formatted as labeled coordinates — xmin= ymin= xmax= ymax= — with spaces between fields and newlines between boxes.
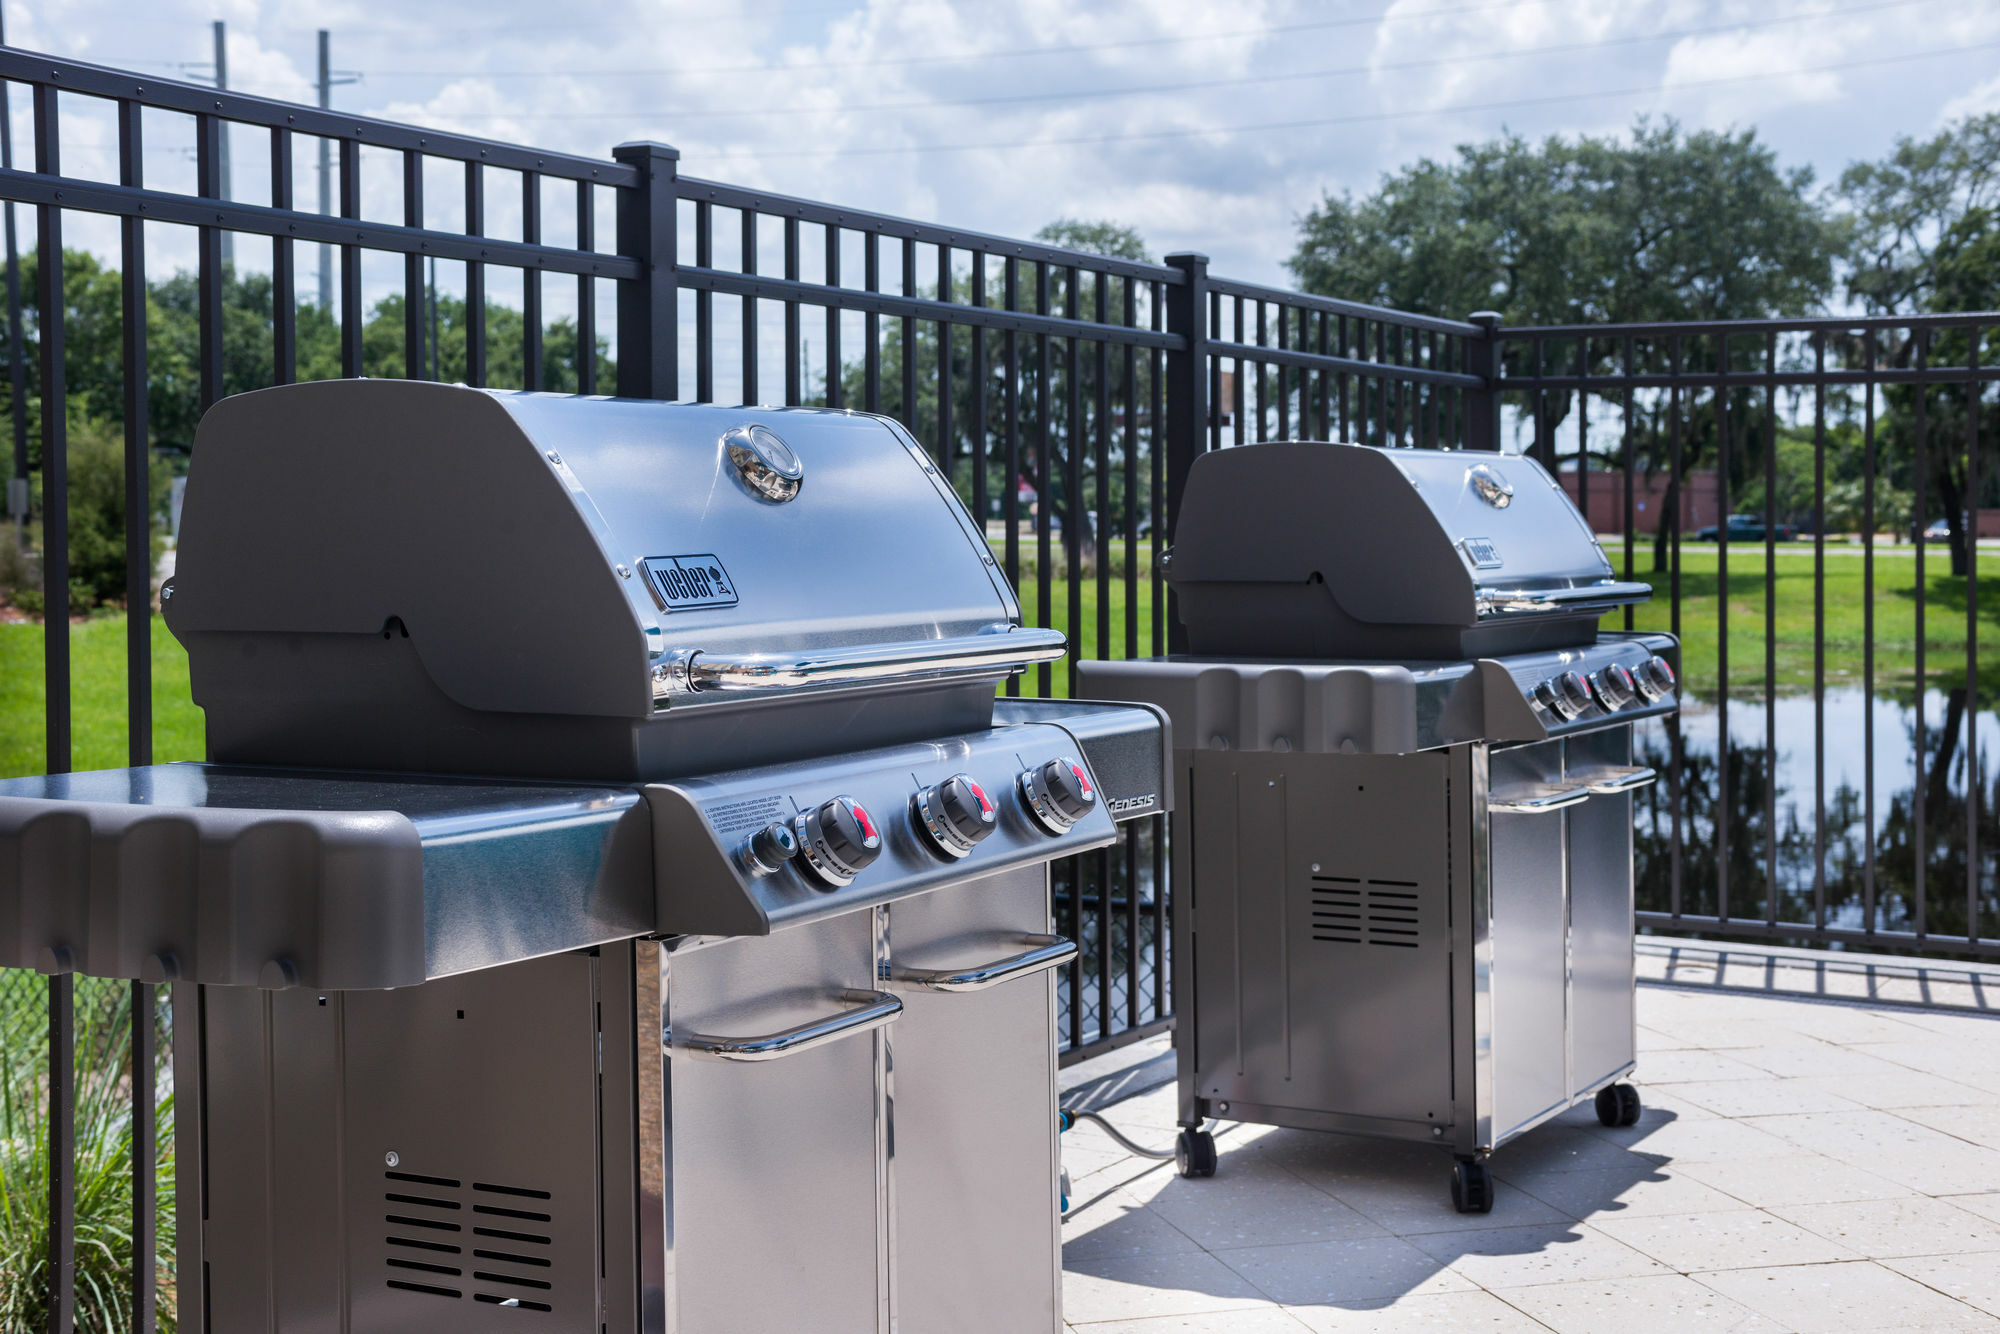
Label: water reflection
xmin=1635 ymin=686 xmax=2000 ymax=946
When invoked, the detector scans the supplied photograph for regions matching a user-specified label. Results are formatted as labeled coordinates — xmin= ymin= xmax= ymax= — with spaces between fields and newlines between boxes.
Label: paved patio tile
xmin=1791 ymin=1070 xmax=1992 ymax=1109
xmin=1695 ymin=1259 xmax=1999 ymax=1331
xmin=1214 ymin=1236 xmax=1475 ymax=1306
xmin=1591 ymin=1112 xmax=1806 ymax=1164
xmin=1770 ymin=1195 xmax=2000 ymax=1258
xmin=1503 ymin=1162 xmax=1758 ymax=1220
xmin=1727 ymin=1042 xmax=1918 ymax=1080
xmin=1405 ymin=1223 xmax=1671 ymax=1289
xmin=1285 ymin=1289 xmax=1556 ymax=1332
xmin=1942 ymin=1191 xmax=2000 ymax=1225
xmin=1132 ymin=1158 xmax=1391 ymax=1251
xmin=1062 ymin=1250 xmax=1277 ymax=1325
xmin=1319 ymin=1175 xmax=1574 ymax=1236
xmin=1658 ymin=1076 xmax=1865 ymax=1119
xmin=1893 ymin=1102 xmax=2000 ymax=1152
xmin=1670 ymin=1151 xmax=1915 ymax=1208
xmin=1066 ymin=1308 xmax=1317 ymax=1332
xmin=1489 ymin=1125 xmax=1665 ymax=1176
xmin=1880 ymin=1252 xmax=2000 ymax=1319
xmin=1588 ymin=1207 xmax=1857 ymax=1271
xmin=1632 ymin=1047 xmax=1772 ymax=1082
xmin=1063 ymin=1186 xmax=1204 ymax=1262
xmin=1499 ymin=1273 xmax=1789 ymax=1333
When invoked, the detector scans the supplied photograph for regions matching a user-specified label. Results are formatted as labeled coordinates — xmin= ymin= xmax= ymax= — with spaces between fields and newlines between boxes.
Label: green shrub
xmin=2 ymin=417 xmax=170 ymax=615
xmin=0 ymin=978 xmax=176 ymax=1333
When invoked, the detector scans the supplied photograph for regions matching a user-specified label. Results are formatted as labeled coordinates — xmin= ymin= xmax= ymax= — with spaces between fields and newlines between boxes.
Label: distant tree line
xmin=1289 ymin=114 xmax=2000 ymax=571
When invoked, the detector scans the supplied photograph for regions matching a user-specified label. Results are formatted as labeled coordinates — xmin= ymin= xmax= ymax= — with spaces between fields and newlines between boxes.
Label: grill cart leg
xmin=1175 ymin=1128 xmax=1217 ymax=1178
xmin=1450 ymin=1157 xmax=1493 ymax=1213
xmin=1594 ymin=1082 xmax=1642 ymax=1128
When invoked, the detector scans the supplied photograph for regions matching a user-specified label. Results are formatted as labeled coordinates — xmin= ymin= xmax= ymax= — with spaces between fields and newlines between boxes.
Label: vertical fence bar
xmin=1863 ymin=329 xmax=1878 ymax=934
xmin=1915 ymin=328 xmax=1930 ymax=939
xmin=743 ymin=208 xmax=761 ymax=404
xmin=403 ymin=149 xmax=426 ymax=380
xmin=1094 ymin=270 xmax=1110 ymax=690
xmin=819 ymin=219 xmax=836 ymax=409
xmin=1622 ymin=337 xmax=1635 ymax=630
xmin=118 ymin=100 xmax=153 ymax=771
xmin=270 ymin=127 xmax=296 ymax=385
xmin=1668 ymin=336 xmax=1683 ymax=919
xmin=195 ymin=110 xmax=225 ymax=410
xmin=694 ymin=200 xmax=712 ymax=402
xmin=1123 ymin=276 xmax=1139 ymax=662
xmin=612 ymin=141 xmax=677 ymax=400
xmin=1464 ymin=313 xmax=1502 ymax=452
xmin=1065 ymin=267 xmax=1083 ymax=700
xmin=1036 ymin=261 xmax=1053 ymax=697
xmin=131 ymin=980 xmax=156 ymax=1334
xmin=576 ymin=182 xmax=596 ymax=395
xmin=1164 ymin=254 xmax=1207 ymax=655
xmin=861 ymin=230 xmax=878 ymax=413
xmin=1814 ymin=330 xmax=1828 ymax=933
xmin=1254 ymin=299 xmax=1267 ymax=441
xmin=1968 ymin=326 xmax=1982 ymax=948
xmin=780 ymin=216 xmax=801 ymax=406
xmin=1003 ymin=257 xmax=1021 ymax=680
xmin=937 ymin=245 xmax=953 ymax=472
xmin=48 ymin=972 xmax=74 ymax=1334
xmin=34 ymin=85 xmax=70 ymax=774
xmin=1764 ymin=335 xmax=1779 ymax=926
xmin=1577 ymin=340 xmax=1589 ymax=526
xmin=522 ymin=170 xmax=543 ymax=389
xmin=1207 ymin=289 xmax=1220 ymax=457
xmin=1150 ymin=282 xmax=1166 ymax=658
xmin=464 ymin=161 xmax=487 ymax=387
xmin=1716 ymin=339 xmax=1730 ymax=926
xmin=338 ymin=139 xmax=362 ymax=376
xmin=900 ymin=237 xmax=916 ymax=431
xmin=971 ymin=251 xmax=988 ymax=532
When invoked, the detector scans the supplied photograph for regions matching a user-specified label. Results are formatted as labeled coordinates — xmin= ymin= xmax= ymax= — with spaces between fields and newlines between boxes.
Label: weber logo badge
xmin=642 ymin=554 xmax=739 ymax=611
xmin=1461 ymin=537 xmax=1503 ymax=570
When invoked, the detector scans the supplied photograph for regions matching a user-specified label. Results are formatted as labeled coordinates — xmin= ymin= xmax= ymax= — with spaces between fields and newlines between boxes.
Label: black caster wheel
xmin=1060 ymin=1166 xmax=1073 ymax=1216
xmin=1450 ymin=1158 xmax=1493 ymax=1214
xmin=1595 ymin=1082 xmax=1642 ymax=1128
xmin=1175 ymin=1129 xmax=1217 ymax=1179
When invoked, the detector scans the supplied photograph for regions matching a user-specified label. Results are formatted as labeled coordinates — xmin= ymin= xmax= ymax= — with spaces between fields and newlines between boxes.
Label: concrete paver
xmin=1062 ymin=983 xmax=2000 ymax=1329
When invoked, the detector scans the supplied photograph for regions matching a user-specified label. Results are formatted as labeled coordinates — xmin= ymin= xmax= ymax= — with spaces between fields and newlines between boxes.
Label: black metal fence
xmin=7 ymin=41 xmax=2000 ymax=1332
xmin=1502 ymin=317 xmax=2000 ymax=960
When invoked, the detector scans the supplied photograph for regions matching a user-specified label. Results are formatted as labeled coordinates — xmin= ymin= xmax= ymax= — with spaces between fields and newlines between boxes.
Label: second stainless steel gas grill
xmin=1081 ymin=441 xmax=1677 ymax=1213
xmin=0 ymin=381 xmax=1170 ymax=1332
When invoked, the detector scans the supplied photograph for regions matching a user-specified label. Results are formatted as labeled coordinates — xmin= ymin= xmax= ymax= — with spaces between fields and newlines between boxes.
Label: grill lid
xmin=163 ymin=381 xmax=1061 ymax=779
xmin=1166 ymin=442 xmax=1649 ymax=659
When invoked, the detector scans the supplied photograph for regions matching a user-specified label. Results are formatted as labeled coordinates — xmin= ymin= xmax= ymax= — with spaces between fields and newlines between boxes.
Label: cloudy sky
xmin=9 ymin=0 xmax=2000 ymax=307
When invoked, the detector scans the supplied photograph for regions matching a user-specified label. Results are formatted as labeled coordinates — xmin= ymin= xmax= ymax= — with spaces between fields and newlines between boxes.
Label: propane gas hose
xmin=1059 ymin=1109 xmax=1177 ymax=1160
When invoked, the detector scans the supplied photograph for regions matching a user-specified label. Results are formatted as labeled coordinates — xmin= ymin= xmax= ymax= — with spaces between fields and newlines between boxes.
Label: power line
xmin=341 ymin=0 xmax=1552 ymax=78
xmin=411 ymin=0 xmax=1938 ymax=122
xmin=680 ymin=37 xmax=2000 ymax=161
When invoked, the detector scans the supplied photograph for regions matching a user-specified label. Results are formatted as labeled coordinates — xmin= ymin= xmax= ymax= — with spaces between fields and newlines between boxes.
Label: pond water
xmin=1632 ymin=685 xmax=2000 ymax=947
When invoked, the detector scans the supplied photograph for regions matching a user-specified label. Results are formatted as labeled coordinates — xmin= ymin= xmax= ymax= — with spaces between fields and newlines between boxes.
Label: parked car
xmin=1694 ymin=513 xmax=1799 ymax=542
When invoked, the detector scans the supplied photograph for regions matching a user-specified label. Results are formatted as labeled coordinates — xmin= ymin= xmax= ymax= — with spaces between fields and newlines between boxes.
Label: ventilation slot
xmin=1309 ymin=875 xmax=1423 ymax=948
xmin=467 ymin=1179 xmax=557 ymax=1313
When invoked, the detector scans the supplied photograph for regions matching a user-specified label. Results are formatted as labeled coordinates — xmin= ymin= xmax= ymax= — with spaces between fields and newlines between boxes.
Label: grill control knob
xmin=912 ymin=773 xmax=998 ymax=859
xmin=1591 ymin=663 xmax=1638 ymax=711
xmin=1019 ymin=757 xmax=1097 ymax=835
xmin=794 ymin=795 xmax=883 ymax=888
xmin=1533 ymin=671 xmax=1595 ymax=722
xmin=1634 ymin=655 xmax=1677 ymax=702
xmin=739 ymin=821 xmax=799 ymax=876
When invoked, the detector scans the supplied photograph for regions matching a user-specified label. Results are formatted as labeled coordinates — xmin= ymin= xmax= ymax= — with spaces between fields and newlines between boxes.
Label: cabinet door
xmin=887 ymin=866 xmax=1062 ymax=1334
xmin=1487 ymin=741 xmax=1571 ymax=1143
xmin=667 ymin=915 xmax=884 ymax=1334
xmin=1566 ymin=731 xmax=1639 ymax=1093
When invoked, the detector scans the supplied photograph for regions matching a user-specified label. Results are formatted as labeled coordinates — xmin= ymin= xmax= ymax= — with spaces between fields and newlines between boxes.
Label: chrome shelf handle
xmin=653 ymin=627 xmax=1068 ymax=703
xmin=1489 ymin=782 xmax=1593 ymax=815
xmin=675 ymin=989 xmax=902 ymax=1062
xmin=889 ymin=935 xmax=1078 ymax=993
xmin=1576 ymin=765 xmax=1658 ymax=795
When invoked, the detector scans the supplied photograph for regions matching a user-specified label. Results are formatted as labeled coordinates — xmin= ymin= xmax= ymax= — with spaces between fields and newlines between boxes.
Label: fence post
xmin=1463 ymin=310 xmax=1505 ymax=452
xmin=1163 ymin=252 xmax=1209 ymax=655
xmin=613 ymin=141 xmax=679 ymax=400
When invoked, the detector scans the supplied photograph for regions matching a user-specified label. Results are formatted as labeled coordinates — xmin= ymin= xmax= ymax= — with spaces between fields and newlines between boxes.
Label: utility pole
xmin=316 ymin=32 xmax=360 ymax=309
xmin=212 ymin=20 xmax=232 ymax=269
xmin=1 ymin=10 xmax=28 ymax=550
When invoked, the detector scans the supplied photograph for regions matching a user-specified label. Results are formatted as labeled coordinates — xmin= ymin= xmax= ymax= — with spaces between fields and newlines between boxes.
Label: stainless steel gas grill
xmin=1079 ymin=440 xmax=1676 ymax=1213
xmin=0 ymin=380 xmax=1171 ymax=1333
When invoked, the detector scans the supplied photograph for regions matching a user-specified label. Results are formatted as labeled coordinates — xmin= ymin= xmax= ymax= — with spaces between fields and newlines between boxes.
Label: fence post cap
xmin=1468 ymin=310 xmax=1504 ymax=331
xmin=1165 ymin=251 xmax=1210 ymax=265
xmin=613 ymin=140 xmax=681 ymax=162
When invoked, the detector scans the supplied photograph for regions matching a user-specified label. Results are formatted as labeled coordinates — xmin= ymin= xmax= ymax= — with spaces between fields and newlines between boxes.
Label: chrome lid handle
xmin=653 ymin=627 xmax=1067 ymax=704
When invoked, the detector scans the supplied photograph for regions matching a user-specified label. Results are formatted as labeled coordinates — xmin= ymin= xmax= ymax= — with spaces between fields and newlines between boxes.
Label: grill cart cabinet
xmin=1082 ymin=440 xmax=1678 ymax=1211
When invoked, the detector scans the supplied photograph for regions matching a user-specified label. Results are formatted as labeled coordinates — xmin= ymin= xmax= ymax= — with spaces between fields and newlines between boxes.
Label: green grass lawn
xmin=6 ymin=540 xmax=1986 ymax=779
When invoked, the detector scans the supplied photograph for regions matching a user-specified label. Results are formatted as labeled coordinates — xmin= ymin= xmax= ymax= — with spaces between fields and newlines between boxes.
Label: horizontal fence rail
xmin=1502 ymin=315 xmax=2000 ymax=962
